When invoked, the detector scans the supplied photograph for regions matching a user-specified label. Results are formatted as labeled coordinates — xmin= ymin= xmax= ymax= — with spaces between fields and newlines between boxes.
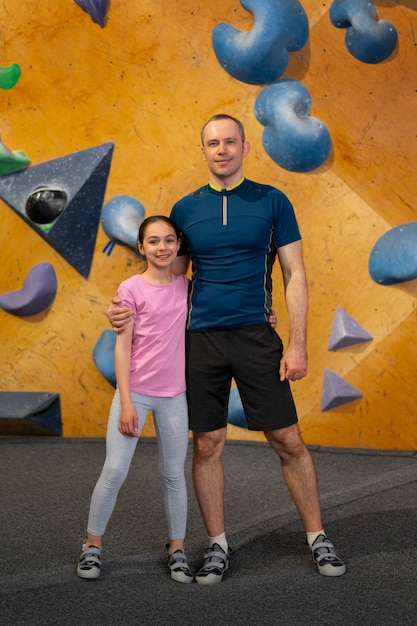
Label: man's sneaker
xmin=77 ymin=545 xmax=102 ymax=579
xmin=167 ymin=550 xmax=194 ymax=584
xmin=311 ymin=534 xmax=346 ymax=577
xmin=195 ymin=543 xmax=229 ymax=586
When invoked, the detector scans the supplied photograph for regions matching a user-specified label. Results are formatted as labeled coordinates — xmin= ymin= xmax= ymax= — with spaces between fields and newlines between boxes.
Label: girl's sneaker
xmin=167 ymin=550 xmax=194 ymax=584
xmin=77 ymin=545 xmax=102 ymax=579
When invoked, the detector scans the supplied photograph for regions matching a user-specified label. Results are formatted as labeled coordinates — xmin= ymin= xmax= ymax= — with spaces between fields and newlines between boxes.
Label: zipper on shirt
xmin=222 ymin=192 xmax=228 ymax=226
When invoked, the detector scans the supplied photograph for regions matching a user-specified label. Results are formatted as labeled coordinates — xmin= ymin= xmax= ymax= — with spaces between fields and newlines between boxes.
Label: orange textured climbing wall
xmin=0 ymin=1 xmax=416 ymax=448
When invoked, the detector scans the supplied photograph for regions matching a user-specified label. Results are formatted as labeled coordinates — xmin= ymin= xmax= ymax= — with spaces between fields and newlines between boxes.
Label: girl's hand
xmin=118 ymin=402 xmax=139 ymax=437
xmin=268 ymin=309 xmax=277 ymax=329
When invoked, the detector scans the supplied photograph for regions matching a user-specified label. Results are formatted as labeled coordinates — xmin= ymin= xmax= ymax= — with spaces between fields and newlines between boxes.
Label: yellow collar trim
xmin=209 ymin=177 xmax=245 ymax=192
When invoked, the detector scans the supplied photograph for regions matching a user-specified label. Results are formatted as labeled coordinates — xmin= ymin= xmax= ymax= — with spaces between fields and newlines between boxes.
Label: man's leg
xmin=192 ymin=427 xmax=230 ymax=585
xmin=265 ymin=423 xmax=346 ymax=577
xmin=192 ymin=427 xmax=227 ymax=537
xmin=265 ymin=423 xmax=322 ymax=531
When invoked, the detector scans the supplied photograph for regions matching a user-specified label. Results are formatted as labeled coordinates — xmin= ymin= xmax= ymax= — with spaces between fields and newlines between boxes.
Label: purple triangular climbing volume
xmin=0 ymin=143 xmax=114 ymax=278
xmin=321 ymin=368 xmax=363 ymax=411
xmin=328 ymin=306 xmax=373 ymax=351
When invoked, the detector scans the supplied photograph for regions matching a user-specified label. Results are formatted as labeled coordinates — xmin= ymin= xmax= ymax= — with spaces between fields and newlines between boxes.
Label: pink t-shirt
xmin=117 ymin=273 xmax=189 ymax=397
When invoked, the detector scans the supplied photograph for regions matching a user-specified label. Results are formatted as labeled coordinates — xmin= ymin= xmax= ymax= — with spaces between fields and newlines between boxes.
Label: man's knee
xmin=193 ymin=428 xmax=226 ymax=461
xmin=265 ymin=423 xmax=307 ymax=458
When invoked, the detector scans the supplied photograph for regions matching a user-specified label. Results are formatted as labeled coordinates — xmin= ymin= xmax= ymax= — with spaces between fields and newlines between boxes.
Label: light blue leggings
xmin=86 ymin=389 xmax=189 ymax=540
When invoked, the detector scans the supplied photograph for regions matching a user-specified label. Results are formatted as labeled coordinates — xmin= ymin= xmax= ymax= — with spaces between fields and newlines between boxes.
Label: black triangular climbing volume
xmin=0 ymin=142 xmax=114 ymax=278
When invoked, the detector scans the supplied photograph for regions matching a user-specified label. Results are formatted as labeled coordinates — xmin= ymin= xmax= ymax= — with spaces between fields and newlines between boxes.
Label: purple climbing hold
xmin=74 ymin=0 xmax=111 ymax=28
xmin=321 ymin=368 xmax=363 ymax=411
xmin=0 ymin=262 xmax=57 ymax=317
xmin=328 ymin=306 xmax=373 ymax=351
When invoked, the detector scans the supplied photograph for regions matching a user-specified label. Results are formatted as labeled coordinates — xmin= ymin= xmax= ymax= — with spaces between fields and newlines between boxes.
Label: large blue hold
xmin=227 ymin=387 xmax=247 ymax=429
xmin=0 ymin=143 xmax=114 ymax=279
xmin=254 ymin=79 xmax=332 ymax=172
xmin=101 ymin=195 xmax=146 ymax=254
xmin=212 ymin=0 xmax=309 ymax=85
xmin=92 ymin=329 xmax=117 ymax=387
xmin=330 ymin=0 xmax=398 ymax=64
xmin=368 ymin=222 xmax=417 ymax=285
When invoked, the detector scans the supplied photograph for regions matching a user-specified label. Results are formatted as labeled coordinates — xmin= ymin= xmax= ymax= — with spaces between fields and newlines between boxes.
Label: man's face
xmin=201 ymin=119 xmax=249 ymax=185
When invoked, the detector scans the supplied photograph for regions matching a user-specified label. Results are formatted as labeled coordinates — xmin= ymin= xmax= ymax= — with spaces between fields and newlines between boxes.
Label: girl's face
xmin=138 ymin=221 xmax=180 ymax=267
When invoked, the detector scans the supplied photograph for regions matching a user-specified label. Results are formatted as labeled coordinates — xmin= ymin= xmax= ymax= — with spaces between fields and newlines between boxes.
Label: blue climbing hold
xmin=329 ymin=0 xmax=398 ymax=64
xmin=0 ymin=262 xmax=57 ymax=317
xmin=254 ymin=79 xmax=332 ymax=172
xmin=368 ymin=222 xmax=417 ymax=285
xmin=212 ymin=0 xmax=309 ymax=85
xmin=92 ymin=329 xmax=117 ymax=387
xmin=0 ymin=142 xmax=114 ymax=279
xmin=101 ymin=195 xmax=146 ymax=255
xmin=0 ymin=391 xmax=62 ymax=436
xmin=227 ymin=387 xmax=247 ymax=429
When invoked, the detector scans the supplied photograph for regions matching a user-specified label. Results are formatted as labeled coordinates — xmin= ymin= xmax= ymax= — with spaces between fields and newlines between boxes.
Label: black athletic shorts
xmin=185 ymin=323 xmax=298 ymax=432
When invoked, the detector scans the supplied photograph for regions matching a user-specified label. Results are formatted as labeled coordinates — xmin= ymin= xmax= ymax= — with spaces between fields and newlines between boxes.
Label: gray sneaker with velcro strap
xmin=311 ymin=534 xmax=346 ymax=577
xmin=195 ymin=543 xmax=229 ymax=585
xmin=77 ymin=545 xmax=102 ymax=579
xmin=167 ymin=549 xmax=194 ymax=584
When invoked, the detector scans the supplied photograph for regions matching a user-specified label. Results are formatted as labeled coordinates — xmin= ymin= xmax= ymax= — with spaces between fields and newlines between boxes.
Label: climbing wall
xmin=0 ymin=0 xmax=416 ymax=448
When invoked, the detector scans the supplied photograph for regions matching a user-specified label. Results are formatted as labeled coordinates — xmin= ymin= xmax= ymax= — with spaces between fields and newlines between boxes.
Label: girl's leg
xmin=153 ymin=392 xmax=189 ymax=552
xmin=85 ymin=390 xmax=147 ymax=542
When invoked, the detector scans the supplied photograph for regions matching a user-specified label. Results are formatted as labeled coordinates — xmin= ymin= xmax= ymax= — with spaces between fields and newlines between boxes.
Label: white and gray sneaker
xmin=167 ymin=550 xmax=194 ymax=584
xmin=195 ymin=543 xmax=229 ymax=585
xmin=77 ymin=545 xmax=102 ymax=579
xmin=311 ymin=534 xmax=346 ymax=577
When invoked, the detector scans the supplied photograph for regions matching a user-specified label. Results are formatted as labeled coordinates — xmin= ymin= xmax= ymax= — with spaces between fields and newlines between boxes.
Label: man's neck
xmin=209 ymin=175 xmax=245 ymax=191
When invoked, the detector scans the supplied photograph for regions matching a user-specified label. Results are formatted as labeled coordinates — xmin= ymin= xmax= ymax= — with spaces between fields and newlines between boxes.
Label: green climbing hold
xmin=0 ymin=63 xmax=21 ymax=90
xmin=0 ymin=141 xmax=30 ymax=176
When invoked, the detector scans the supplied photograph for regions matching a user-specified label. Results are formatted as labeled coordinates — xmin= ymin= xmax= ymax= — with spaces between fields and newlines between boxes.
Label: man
xmin=109 ymin=114 xmax=345 ymax=585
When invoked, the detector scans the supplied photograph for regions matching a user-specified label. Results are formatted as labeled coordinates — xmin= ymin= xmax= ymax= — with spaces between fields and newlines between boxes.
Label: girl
xmin=77 ymin=216 xmax=192 ymax=583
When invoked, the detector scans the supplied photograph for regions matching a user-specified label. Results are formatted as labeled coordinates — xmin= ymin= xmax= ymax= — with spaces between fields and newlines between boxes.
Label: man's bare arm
xmin=171 ymin=254 xmax=190 ymax=276
xmin=106 ymin=296 xmax=132 ymax=332
xmin=277 ymin=240 xmax=308 ymax=382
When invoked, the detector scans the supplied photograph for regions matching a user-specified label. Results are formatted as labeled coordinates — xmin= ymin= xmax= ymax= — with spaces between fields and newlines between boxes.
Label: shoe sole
xmin=77 ymin=566 xmax=101 ymax=579
xmin=316 ymin=563 xmax=346 ymax=577
xmin=195 ymin=572 xmax=225 ymax=585
xmin=170 ymin=570 xmax=194 ymax=584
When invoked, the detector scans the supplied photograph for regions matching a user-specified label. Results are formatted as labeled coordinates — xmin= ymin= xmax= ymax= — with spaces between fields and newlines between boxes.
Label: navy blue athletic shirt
xmin=170 ymin=178 xmax=301 ymax=331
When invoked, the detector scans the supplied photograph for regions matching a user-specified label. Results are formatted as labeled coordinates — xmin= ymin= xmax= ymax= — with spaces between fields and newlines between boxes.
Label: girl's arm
xmin=114 ymin=318 xmax=139 ymax=437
